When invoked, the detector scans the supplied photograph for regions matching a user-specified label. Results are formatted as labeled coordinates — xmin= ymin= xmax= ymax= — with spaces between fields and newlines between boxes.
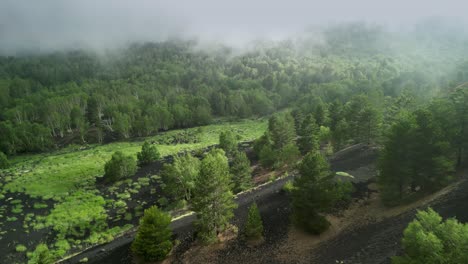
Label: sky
xmin=0 ymin=0 xmax=467 ymax=54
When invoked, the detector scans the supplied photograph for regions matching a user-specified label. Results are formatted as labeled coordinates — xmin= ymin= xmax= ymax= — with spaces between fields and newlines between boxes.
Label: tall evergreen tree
xmin=219 ymin=130 xmax=238 ymax=157
xmin=192 ymin=149 xmax=237 ymax=243
xmin=244 ymin=202 xmax=264 ymax=240
xmin=292 ymin=151 xmax=351 ymax=234
xmin=131 ymin=206 xmax=173 ymax=262
xmin=378 ymin=113 xmax=416 ymax=205
xmin=230 ymin=150 xmax=253 ymax=193
xmin=297 ymin=114 xmax=320 ymax=154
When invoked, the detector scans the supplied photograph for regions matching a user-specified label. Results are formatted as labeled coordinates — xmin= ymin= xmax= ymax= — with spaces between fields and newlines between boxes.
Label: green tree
xmin=268 ymin=112 xmax=297 ymax=149
xmin=277 ymin=143 xmax=300 ymax=168
xmin=291 ymin=151 xmax=352 ymax=234
xmin=297 ymin=114 xmax=320 ymax=154
xmin=244 ymin=203 xmax=263 ymax=240
xmin=28 ymin=243 xmax=55 ymax=264
xmin=230 ymin=151 xmax=253 ymax=193
xmin=161 ymin=153 xmax=200 ymax=202
xmin=378 ymin=113 xmax=416 ymax=205
xmin=0 ymin=151 xmax=9 ymax=169
xmin=393 ymin=208 xmax=468 ymax=264
xmin=103 ymin=151 xmax=137 ymax=183
xmin=192 ymin=149 xmax=237 ymax=243
xmin=131 ymin=206 xmax=173 ymax=262
xmin=219 ymin=130 xmax=238 ymax=157
xmin=137 ymin=141 xmax=161 ymax=165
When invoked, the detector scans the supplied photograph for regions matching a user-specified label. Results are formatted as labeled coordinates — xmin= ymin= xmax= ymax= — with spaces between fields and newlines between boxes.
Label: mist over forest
xmin=1 ymin=2 xmax=468 ymax=264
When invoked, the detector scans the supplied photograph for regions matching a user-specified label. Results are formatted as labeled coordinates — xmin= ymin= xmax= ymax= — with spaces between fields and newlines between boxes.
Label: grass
xmin=4 ymin=119 xmax=266 ymax=200
xmin=0 ymin=119 xmax=266 ymax=260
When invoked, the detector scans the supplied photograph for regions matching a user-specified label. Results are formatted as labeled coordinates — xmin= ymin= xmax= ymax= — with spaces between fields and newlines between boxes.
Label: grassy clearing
xmin=4 ymin=119 xmax=266 ymax=200
xmin=0 ymin=119 xmax=266 ymax=261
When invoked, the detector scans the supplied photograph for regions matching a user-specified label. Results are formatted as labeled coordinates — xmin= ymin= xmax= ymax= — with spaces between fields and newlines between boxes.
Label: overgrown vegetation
xmin=393 ymin=208 xmax=468 ymax=264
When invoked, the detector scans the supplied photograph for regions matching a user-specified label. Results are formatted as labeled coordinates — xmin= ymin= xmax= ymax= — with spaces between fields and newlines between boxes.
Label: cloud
xmin=1 ymin=0 xmax=467 ymax=54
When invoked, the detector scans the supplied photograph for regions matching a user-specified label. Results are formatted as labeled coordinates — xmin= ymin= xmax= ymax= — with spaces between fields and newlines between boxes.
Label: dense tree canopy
xmin=2 ymin=24 xmax=466 ymax=156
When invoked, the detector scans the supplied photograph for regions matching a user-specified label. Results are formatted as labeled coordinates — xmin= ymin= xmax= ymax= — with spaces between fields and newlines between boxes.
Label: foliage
xmin=378 ymin=104 xmax=456 ymax=205
xmin=255 ymin=112 xmax=299 ymax=168
xmin=192 ymin=149 xmax=237 ymax=243
xmin=292 ymin=151 xmax=352 ymax=234
xmin=131 ymin=206 xmax=173 ymax=262
xmin=43 ymin=191 xmax=107 ymax=239
xmin=297 ymin=114 xmax=320 ymax=154
xmin=28 ymin=243 xmax=55 ymax=264
xmin=244 ymin=203 xmax=264 ymax=240
xmin=0 ymin=151 xmax=9 ymax=169
xmin=393 ymin=208 xmax=468 ymax=264
xmin=230 ymin=150 xmax=253 ymax=193
xmin=161 ymin=153 xmax=200 ymax=202
xmin=137 ymin=141 xmax=161 ymax=165
xmin=219 ymin=130 xmax=239 ymax=157
xmin=103 ymin=151 xmax=137 ymax=183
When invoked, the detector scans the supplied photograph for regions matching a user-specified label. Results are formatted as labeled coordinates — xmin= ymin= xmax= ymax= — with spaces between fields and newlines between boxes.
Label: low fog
xmin=1 ymin=0 xmax=467 ymax=54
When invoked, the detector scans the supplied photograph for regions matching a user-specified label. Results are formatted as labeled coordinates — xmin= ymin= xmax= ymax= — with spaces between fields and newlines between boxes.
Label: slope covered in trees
xmin=2 ymin=22 xmax=467 ymax=157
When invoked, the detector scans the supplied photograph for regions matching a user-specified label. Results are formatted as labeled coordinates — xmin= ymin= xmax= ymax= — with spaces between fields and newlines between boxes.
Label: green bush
xmin=0 ymin=151 xmax=9 ymax=169
xmin=244 ymin=203 xmax=263 ymax=240
xmin=137 ymin=142 xmax=161 ymax=165
xmin=103 ymin=151 xmax=137 ymax=183
xmin=28 ymin=243 xmax=55 ymax=264
xmin=393 ymin=208 xmax=468 ymax=264
xmin=132 ymin=206 xmax=173 ymax=261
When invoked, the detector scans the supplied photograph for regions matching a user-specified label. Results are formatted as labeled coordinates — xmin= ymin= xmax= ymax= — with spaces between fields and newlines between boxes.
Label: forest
xmin=1 ymin=20 xmax=468 ymax=264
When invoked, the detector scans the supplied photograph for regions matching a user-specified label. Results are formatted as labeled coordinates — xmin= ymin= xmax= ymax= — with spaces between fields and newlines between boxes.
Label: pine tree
xmin=137 ymin=141 xmax=161 ymax=165
xmin=131 ymin=206 xmax=173 ymax=262
xmin=219 ymin=130 xmax=238 ymax=157
xmin=378 ymin=113 xmax=416 ymax=205
xmin=230 ymin=151 xmax=253 ymax=193
xmin=268 ymin=112 xmax=296 ymax=150
xmin=292 ymin=151 xmax=351 ymax=234
xmin=297 ymin=114 xmax=320 ymax=154
xmin=244 ymin=203 xmax=263 ymax=240
xmin=192 ymin=149 xmax=237 ymax=243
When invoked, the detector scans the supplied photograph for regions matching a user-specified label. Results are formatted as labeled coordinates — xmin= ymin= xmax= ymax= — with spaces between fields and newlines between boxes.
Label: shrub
xmin=131 ymin=206 xmax=173 ymax=261
xmin=103 ymin=151 xmax=137 ymax=183
xmin=245 ymin=203 xmax=263 ymax=240
xmin=393 ymin=208 xmax=468 ymax=264
xmin=0 ymin=151 xmax=9 ymax=169
xmin=137 ymin=142 xmax=161 ymax=165
xmin=28 ymin=243 xmax=55 ymax=264
xmin=16 ymin=244 xmax=27 ymax=252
